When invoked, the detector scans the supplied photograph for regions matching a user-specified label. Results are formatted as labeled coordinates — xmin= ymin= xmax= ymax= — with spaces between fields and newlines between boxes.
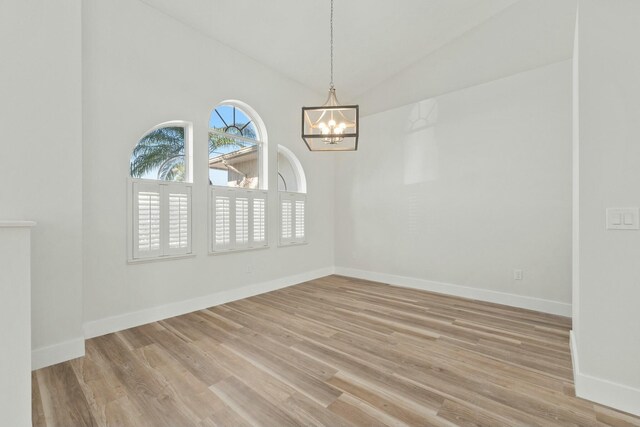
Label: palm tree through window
xmin=130 ymin=126 xmax=187 ymax=182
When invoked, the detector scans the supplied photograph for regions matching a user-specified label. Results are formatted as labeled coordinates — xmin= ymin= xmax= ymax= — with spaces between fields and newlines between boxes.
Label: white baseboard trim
xmin=334 ymin=266 xmax=572 ymax=317
xmin=83 ymin=266 xmax=335 ymax=340
xmin=32 ymin=337 xmax=85 ymax=371
xmin=570 ymin=330 xmax=640 ymax=417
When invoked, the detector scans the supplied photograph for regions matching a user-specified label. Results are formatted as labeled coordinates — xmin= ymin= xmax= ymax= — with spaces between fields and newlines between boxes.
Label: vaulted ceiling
xmin=139 ymin=0 xmax=576 ymax=105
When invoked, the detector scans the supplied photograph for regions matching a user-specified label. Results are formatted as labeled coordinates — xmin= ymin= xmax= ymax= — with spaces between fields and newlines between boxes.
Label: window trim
xmin=209 ymin=100 xmax=268 ymax=191
xmin=127 ymin=121 xmax=194 ymax=263
xmin=277 ymin=145 xmax=307 ymax=193
xmin=277 ymin=145 xmax=307 ymax=247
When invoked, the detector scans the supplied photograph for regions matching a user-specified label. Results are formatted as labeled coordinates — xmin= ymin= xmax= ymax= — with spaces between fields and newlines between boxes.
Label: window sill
xmin=209 ymin=246 xmax=270 ymax=256
xmin=278 ymin=241 xmax=308 ymax=248
xmin=128 ymin=253 xmax=196 ymax=264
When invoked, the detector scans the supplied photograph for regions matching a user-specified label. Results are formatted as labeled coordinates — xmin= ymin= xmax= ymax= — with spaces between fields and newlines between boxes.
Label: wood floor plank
xmin=281 ymin=392 xmax=358 ymax=427
xmin=209 ymin=376 xmax=301 ymax=427
xmin=327 ymin=374 xmax=438 ymax=427
xmin=328 ymin=394 xmax=394 ymax=427
xmin=36 ymin=362 xmax=98 ymax=427
xmin=32 ymin=275 xmax=640 ymax=426
xmin=90 ymin=334 xmax=197 ymax=427
xmin=437 ymin=399 xmax=513 ymax=427
xmin=31 ymin=372 xmax=46 ymax=427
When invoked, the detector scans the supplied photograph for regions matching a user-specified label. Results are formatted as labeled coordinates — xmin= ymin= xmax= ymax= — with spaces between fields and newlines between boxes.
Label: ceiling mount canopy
xmin=302 ymin=0 xmax=359 ymax=152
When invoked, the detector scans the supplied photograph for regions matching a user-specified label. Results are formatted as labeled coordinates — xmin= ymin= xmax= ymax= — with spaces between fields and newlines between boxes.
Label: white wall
xmin=573 ymin=0 xmax=640 ymax=416
xmin=0 ymin=224 xmax=34 ymax=427
xmin=0 ymin=0 xmax=84 ymax=367
xmin=335 ymin=61 xmax=572 ymax=314
xmin=82 ymin=0 xmax=334 ymax=333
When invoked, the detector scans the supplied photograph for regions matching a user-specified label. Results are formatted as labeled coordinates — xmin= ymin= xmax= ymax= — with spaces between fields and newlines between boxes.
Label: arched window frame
xmin=277 ymin=145 xmax=307 ymax=193
xmin=209 ymin=101 xmax=270 ymax=254
xmin=277 ymin=145 xmax=308 ymax=246
xmin=128 ymin=121 xmax=194 ymax=262
xmin=208 ymin=100 xmax=268 ymax=190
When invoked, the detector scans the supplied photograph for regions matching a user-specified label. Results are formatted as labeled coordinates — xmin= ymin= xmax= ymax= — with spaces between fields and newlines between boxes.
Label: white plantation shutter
xmin=134 ymin=183 xmax=162 ymax=258
xmin=131 ymin=180 xmax=192 ymax=260
xmin=281 ymin=200 xmax=292 ymax=240
xmin=253 ymin=197 xmax=266 ymax=244
xmin=211 ymin=187 xmax=268 ymax=252
xmin=166 ymin=186 xmax=191 ymax=255
xmin=279 ymin=192 xmax=306 ymax=245
xmin=295 ymin=200 xmax=305 ymax=239
xmin=214 ymin=195 xmax=231 ymax=249
xmin=235 ymin=198 xmax=249 ymax=247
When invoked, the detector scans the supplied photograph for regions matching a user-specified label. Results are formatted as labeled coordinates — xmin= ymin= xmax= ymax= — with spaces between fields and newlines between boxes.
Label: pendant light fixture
xmin=302 ymin=0 xmax=359 ymax=151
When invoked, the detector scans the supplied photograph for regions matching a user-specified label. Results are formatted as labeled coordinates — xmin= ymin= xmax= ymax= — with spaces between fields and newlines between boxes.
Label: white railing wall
xmin=0 ymin=221 xmax=35 ymax=427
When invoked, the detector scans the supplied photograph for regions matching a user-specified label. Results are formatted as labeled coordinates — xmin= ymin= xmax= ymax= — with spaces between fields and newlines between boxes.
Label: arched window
xmin=129 ymin=121 xmax=193 ymax=261
xmin=277 ymin=145 xmax=307 ymax=193
xmin=278 ymin=145 xmax=307 ymax=246
xmin=210 ymin=101 xmax=269 ymax=253
xmin=208 ymin=102 xmax=267 ymax=189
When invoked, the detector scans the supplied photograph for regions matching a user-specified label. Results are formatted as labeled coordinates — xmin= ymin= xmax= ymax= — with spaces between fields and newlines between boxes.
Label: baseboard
xmin=83 ymin=266 xmax=335 ymax=339
xmin=570 ymin=330 xmax=640 ymax=417
xmin=334 ymin=266 xmax=572 ymax=317
xmin=31 ymin=337 xmax=85 ymax=371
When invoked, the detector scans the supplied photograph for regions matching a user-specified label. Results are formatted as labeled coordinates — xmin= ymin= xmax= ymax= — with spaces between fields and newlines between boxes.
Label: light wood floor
xmin=33 ymin=275 xmax=640 ymax=427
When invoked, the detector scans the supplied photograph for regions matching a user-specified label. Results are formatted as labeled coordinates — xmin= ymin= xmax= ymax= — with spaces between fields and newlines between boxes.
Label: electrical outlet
xmin=513 ymin=269 xmax=523 ymax=281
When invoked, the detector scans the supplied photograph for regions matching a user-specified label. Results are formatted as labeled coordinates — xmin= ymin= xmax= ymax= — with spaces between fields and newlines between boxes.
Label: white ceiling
xmin=139 ymin=0 xmax=520 ymax=100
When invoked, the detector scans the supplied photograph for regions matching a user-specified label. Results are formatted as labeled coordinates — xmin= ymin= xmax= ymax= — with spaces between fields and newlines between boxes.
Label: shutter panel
xmin=213 ymin=192 xmax=231 ymax=251
xmin=133 ymin=182 xmax=162 ymax=259
xmin=279 ymin=192 xmax=306 ymax=245
xmin=211 ymin=187 xmax=269 ymax=252
xmin=281 ymin=199 xmax=292 ymax=242
xmin=295 ymin=199 xmax=305 ymax=240
xmin=166 ymin=186 xmax=191 ymax=255
xmin=253 ymin=196 xmax=266 ymax=245
xmin=131 ymin=181 xmax=192 ymax=260
xmin=235 ymin=197 xmax=249 ymax=247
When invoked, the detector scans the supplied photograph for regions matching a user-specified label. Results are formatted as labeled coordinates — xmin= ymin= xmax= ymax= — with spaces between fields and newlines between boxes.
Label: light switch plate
xmin=606 ymin=208 xmax=640 ymax=230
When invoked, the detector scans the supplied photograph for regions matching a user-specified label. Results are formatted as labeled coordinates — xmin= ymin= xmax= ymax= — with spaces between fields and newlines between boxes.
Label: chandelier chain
xmin=330 ymin=0 xmax=334 ymax=89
